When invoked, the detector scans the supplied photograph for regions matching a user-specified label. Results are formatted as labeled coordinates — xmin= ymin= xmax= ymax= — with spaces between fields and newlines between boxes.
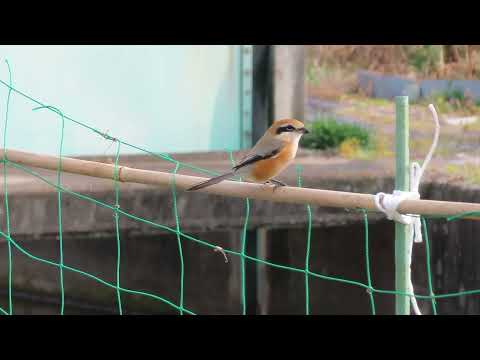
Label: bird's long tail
xmin=186 ymin=171 xmax=236 ymax=191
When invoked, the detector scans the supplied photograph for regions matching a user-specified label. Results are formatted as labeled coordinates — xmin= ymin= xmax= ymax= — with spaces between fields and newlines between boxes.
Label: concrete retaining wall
xmin=358 ymin=71 xmax=421 ymax=101
xmin=358 ymin=70 xmax=480 ymax=101
xmin=1 ymin=172 xmax=480 ymax=314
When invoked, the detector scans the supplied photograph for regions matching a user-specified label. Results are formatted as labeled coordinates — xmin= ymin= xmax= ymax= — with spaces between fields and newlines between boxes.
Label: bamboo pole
xmin=1 ymin=148 xmax=480 ymax=219
xmin=394 ymin=96 xmax=410 ymax=315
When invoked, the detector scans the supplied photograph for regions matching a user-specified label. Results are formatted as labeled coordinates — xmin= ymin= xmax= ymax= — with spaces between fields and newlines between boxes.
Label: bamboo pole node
xmin=117 ymin=166 xmax=125 ymax=183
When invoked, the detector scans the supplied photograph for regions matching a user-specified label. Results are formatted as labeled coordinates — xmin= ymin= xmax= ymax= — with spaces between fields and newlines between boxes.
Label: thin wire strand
xmin=296 ymin=165 xmax=312 ymax=315
xmin=171 ymin=161 xmax=185 ymax=315
xmin=421 ymin=217 xmax=437 ymax=314
xmin=362 ymin=209 xmax=376 ymax=315
xmin=2 ymin=60 xmax=13 ymax=314
xmin=32 ymin=105 xmax=67 ymax=315
xmin=228 ymin=151 xmax=249 ymax=315
xmin=113 ymin=140 xmax=123 ymax=315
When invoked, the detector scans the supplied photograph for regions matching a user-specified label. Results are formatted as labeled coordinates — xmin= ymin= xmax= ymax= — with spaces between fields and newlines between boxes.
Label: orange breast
xmin=248 ymin=144 xmax=296 ymax=182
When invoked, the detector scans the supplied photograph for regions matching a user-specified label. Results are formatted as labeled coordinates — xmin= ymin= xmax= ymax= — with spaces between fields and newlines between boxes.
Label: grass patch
xmin=446 ymin=163 xmax=480 ymax=184
xmin=301 ymin=116 xmax=376 ymax=159
xmin=422 ymin=88 xmax=480 ymax=115
xmin=301 ymin=117 xmax=372 ymax=150
xmin=360 ymin=97 xmax=393 ymax=107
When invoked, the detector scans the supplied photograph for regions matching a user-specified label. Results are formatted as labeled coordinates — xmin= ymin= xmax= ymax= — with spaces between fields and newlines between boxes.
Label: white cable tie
xmin=407 ymin=222 xmax=422 ymax=315
xmin=409 ymin=279 xmax=422 ymax=315
xmin=374 ymin=190 xmax=419 ymax=225
xmin=214 ymin=246 xmax=229 ymax=263
xmin=410 ymin=162 xmax=423 ymax=243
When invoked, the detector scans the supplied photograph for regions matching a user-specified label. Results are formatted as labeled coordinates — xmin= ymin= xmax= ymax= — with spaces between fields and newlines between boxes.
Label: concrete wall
xmin=421 ymin=79 xmax=480 ymax=99
xmin=0 ymin=45 xmax=248 ymax=156
xmin=358 ymin=70 xmax=421 ymax=101
xmin=358 ymin=70 xmax=480 ymax=101
xmin=0 ymin=45 xmax=306 ymax=157
xmin=1 ymin=167 xmax=480 ymax=314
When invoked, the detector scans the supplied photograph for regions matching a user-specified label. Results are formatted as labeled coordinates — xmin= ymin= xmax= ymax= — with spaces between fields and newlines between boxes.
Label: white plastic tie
xmin=374 ymin=190 xmax=419 ymax=225
xmin=214 ymin=246 xmax=229 ymax=263
xmin=410 ymin=163 xmax=424 ymax=243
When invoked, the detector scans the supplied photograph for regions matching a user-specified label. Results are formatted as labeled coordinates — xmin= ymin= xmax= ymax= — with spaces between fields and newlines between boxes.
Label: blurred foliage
xmin=403 ymin=45 xmax=444 ymax=77
xmin=301 ymin=117 xmax=373 ymax=151
xmin=446 ymin=163 xmax=480 ymax=185
xmin=307 ymin=45 xmax=480 ymax=80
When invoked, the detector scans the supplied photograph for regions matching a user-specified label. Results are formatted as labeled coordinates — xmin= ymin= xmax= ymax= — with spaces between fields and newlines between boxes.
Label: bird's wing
xmin=233 ymin=143 xmax=285 ymax=171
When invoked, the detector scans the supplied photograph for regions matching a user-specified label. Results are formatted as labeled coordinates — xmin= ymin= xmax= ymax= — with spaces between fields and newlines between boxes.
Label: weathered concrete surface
xmin=0 ymin=230 xmax=244 ymax=314
xmin=0 ymin=150 xmax=479 ymax=314
xmin=261 ymin=184 xmax=480 ymax=315
xmin=358 ymin=70 xmax=480 ymax=101
xmin=358 ymin=70 xmax=420 ymax=101
xmin=421 ymin=80 xmax=480 ymax=100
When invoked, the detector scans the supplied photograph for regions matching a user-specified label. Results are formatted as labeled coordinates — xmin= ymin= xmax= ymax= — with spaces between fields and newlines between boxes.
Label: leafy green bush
xmin=300 ymin=117 xmax=373 ymax=151
xmin=446 ymin=88 xmax=465 ymax=102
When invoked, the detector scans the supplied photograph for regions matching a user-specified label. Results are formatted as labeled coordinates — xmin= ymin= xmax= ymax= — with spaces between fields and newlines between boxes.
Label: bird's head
xmin=268 ymin=119 xmax=309 ymax=143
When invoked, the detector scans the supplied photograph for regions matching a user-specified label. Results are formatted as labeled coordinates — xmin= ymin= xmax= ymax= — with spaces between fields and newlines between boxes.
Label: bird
xmin=187 ymin=118 xmax=309 ymax=191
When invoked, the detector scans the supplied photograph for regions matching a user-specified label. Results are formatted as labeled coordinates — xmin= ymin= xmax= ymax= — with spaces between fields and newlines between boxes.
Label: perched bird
xmin=187 ymin=119 xmax=309 ymax=191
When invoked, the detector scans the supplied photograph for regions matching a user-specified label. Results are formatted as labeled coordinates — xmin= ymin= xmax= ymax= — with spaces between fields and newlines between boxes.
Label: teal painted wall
xmin=0 ymin=45 xmax=249 ymax=156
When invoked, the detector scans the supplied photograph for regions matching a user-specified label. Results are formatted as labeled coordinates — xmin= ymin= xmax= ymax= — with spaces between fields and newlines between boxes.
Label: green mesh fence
xmin=1 ymin=61 xmax=480 ymax=315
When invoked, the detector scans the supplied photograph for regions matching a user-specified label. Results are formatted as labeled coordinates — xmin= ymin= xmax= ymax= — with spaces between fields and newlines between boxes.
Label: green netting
xmin=1 ymin=61 xmax=480 ymax=315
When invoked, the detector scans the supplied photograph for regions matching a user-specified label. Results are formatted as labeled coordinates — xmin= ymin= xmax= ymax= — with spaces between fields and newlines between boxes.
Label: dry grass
xmin=307 ymin=45 xmax=480 ymax=81
xmin=306 ymin=66 xmax=357 ymax=101
xmin=308 ymin=45 xmax=413 ymax=76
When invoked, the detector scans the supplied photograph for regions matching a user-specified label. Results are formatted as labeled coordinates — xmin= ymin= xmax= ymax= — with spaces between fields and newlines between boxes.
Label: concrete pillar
xmin=273 ymin=45 xmax=305 ymax=121
xmin=255 ymin=227 xmax=270 ymax=315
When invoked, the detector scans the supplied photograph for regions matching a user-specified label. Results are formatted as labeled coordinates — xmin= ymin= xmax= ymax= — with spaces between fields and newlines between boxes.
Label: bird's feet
xmin=265 ymin=179 xmax=287 ymax=192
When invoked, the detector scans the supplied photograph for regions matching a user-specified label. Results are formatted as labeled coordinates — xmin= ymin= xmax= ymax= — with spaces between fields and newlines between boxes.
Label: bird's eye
xmin=276 ymin=124 xmax=296 ymax=134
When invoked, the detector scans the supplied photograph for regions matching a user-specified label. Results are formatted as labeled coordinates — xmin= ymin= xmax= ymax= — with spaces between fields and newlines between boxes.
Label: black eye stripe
xmin=276 ymin=125 xmax=296 ymax=134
